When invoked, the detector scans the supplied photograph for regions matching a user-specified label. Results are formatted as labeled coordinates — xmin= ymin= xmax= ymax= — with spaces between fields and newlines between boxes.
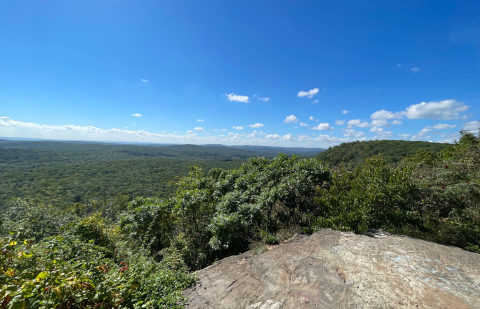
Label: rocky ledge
xmin=184 ymin=229 xmax=480 ymax=309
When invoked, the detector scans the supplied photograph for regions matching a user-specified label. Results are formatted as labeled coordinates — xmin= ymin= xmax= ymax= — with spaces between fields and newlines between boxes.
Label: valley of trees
xmin=0 ymin=141 xmax=322 ymax=207
xmin=1 ymin=134 xmax=479 ymax=308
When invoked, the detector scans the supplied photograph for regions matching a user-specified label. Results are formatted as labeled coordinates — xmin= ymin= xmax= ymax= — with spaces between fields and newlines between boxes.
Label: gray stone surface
xmin=184 ymin=229 xmax=480 ymax=309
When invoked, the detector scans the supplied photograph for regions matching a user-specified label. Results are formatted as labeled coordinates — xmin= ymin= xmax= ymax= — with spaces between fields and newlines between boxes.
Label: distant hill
xmin=315 ymin=140 xmax=450 ymax=168
xmin=221 ymin=145 xmax=325 ymax=156
xmin=0 ymin=139 xmax=324 ymax=173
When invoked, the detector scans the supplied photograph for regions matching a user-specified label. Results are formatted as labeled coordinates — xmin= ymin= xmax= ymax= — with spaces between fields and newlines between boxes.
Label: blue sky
xmin=1 ymin=0 xmax=480 ymax=147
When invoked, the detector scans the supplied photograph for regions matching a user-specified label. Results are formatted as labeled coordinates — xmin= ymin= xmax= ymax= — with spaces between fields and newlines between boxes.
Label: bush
xmin=0 ymin=232 xmax=195 ymax=309
xmin=313 ymin=155 xmax=422 ymax=234
xmin=120 ymin=155 xmax=330 ymax=269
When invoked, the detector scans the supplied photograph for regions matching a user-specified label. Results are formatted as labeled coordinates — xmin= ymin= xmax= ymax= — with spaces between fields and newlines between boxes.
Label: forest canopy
xmin=1 ymin=133 xmax=479 ymax=308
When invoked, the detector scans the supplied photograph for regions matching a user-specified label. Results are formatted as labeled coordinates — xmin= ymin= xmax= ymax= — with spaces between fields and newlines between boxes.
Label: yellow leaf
xmin=53 ymin=287 xmax=62 ymax=299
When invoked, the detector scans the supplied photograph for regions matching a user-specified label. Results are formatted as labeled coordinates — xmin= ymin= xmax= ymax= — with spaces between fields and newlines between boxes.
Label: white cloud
xmin=253 ymin=130 xmax=266 ymax=135
xmin=300 ymin=123 xmax=308 ymax=127
xmin=398 ymin=133 xmax=411 ymax=139
xmin=284 ymin=114 xmax=299 ymax=123
xmin=357 ymin=123 xmax=371 ymax=128
xmin=225 ymin=93 xmax=250 ymax=103
xmin=396 ymin=64 xmax=402 ymax=67
xmin=132 ymin=113 xmax=142 ymax=117
xmin=463 ymin=121 xmax=480 ymax=132
xmin=335 ymin=120 xmax=345 ymax=125
xmin=410 ymin=127 xmax=433 ymax=140
xmin=343 ymin=129 xmax=365 ymax=139
xmin=233 ymin=126 xmax=244 ymax=130
xmin=347 ymin=119 xmax=361 ymax=127
xmin=432 ymin=123 xmax=456 ymax=130
xmin=369 ymin=126 xmax=385 ymax=133
xmin=141 ymin=79 xmax=149 ymax=82
xmin=247 ymin=133 xmax=255 ymax=138
xmin=404 ymin=100 xmax=469 ymax=119
xmin=312 ymin=123 xmax=334 ymax=130
xmin=248 ymin=123 xmax=264 ymax=128
xmin=312 ymin=99 xmax=319 ymax=104
xmin=222 ymin=129 xmax=226 ymax=131
xmin=193 ymin=127 xmax=204 ymax=131
xmin=411 ymin=67 xmax=421 ymax=73
xmin=282 ymin=133 xmax=295 ymax=141
xmin=197 ymin=119 xmax=204 ymax=122
xmin=371 ymin=119 xmax=391 ymax=127
xmin=342 ymin=110 xmax=348 ymax=114
xmin=297 ymin=88 xmax=319 ymax=98
xmin=265 ymin=134 xmax=280 ymax=139
xmin=347 ymin=119 xmax=370 ymax=128
xmin=186 ymin=130 xmax=194 ymax=134
xmin=392 ymin=120 xmax=402 ymax=125
xmin=258 ymin=97 xmax=270 ymax=102
xmin=371 ymin=109 xmax=403 ymax=120
xmin=309 ymin=116 xmax=317 ymax=121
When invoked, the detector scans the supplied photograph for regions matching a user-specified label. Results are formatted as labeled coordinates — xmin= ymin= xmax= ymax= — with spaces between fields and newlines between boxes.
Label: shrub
xmin=0 ymin=232 xmax=195 ymax=309
xmin=314 ymin=155 xmax=422 ymax=234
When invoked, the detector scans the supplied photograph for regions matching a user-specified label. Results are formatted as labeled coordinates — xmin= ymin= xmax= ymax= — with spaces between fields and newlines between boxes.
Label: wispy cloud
xmin=297 ymin=88 xmax=319 ymax=98
xmin=335 ymin=120 xmax=345 ymax=125
xmin=312 ymin=99 xmax=319 ymax=104
xmin=225 ymin=93 xmax=250 ymax=103
xmin=193 ymin=127 xmax=204 ymax=131
xmin=411 ymin=67 xmax=421 ymax=73
xmin=396 ymin=63 xmax=402 ymax=67
xmin=370 ymin=100 xmax=469 ymax=120
xmin=248 ymin=123 xmax=264 ymax=128
xmin=141 ymin=79 xmax=149 ymax=82
xmin=463 ymin=121 xmax=480 ymax=132
xmin=309 ymin=116 xmax=317 ymax=121
xmin=449 ymin=18 xmax=480 ymax=47
xmin=132 ymin=113 xmax=142 ymax=117
xmin=258 ymin=97 xmax=270 ymax=102
xmin=432 ymin=123 xmax=456 ymax=130
xmin=284 ymin=114 xmax=299 ymax=123
xmin=342 ymin=110 xmax=348 ymax=114
xmin=197 ymin=119 xmax=204 ymax=122
xmin=233 ymin=126 xmax=244 ymax=130
xmin=300 ymin=123 xmax=308 ymax=127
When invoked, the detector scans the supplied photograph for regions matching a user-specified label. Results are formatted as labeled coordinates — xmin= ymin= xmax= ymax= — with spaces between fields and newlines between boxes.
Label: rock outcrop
xmin=184 ymin=229 xmax=480 ymax=309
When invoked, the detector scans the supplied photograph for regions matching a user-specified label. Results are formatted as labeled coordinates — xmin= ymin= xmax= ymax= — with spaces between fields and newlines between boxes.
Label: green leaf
xmin=36 ymin=272 xmax=48 ymax=280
